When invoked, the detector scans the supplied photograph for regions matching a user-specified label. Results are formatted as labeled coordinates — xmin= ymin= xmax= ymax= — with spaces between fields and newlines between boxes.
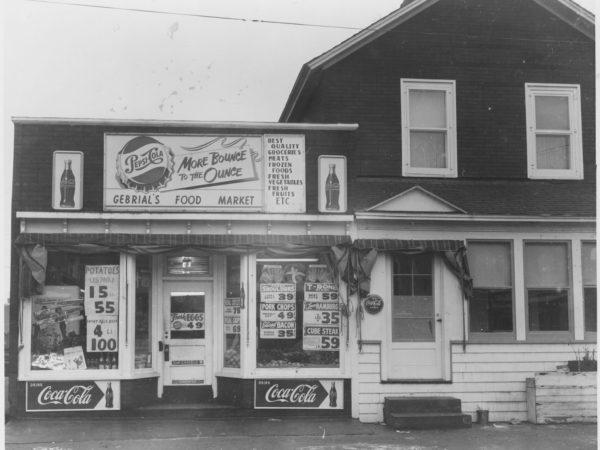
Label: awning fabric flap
xmin=354 ymin=239 xmax=464 ymax=252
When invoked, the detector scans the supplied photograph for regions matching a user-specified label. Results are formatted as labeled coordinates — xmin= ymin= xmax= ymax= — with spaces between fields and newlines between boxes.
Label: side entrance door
xmin=388 ymin=253 xmax=444 ymax=380
xmin=162 ymin=280 xmax=213 ymax=387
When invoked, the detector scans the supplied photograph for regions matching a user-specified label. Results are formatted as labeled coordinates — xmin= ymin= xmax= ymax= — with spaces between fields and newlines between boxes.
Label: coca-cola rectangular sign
xmin=26 ymin=380 xmax=120 ymax=411
xmin=254 ymin=379 xmax=343 ymax=409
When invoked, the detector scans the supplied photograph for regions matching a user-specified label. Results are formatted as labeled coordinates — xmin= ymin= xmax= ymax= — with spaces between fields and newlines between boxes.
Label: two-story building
xmin=8 ymin=0 xmax=594 ymax=424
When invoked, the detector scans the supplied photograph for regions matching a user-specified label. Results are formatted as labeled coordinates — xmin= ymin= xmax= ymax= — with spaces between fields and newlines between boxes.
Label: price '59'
xmin=89 ymin=285 xmax=118 ymax=315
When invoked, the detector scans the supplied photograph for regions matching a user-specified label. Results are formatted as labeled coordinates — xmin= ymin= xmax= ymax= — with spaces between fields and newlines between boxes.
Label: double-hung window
xmin=401 ymin=79 xmax=457 ymax=177
xmin=525 ymin=242 xmax=571 ymax=337
xmin=467 ymin=241 xmax=514 ymax=338
xmin=525 ymin=83 xmax=583 ymax=179
xmin=581 ymin=242 xmax=597 ymax=336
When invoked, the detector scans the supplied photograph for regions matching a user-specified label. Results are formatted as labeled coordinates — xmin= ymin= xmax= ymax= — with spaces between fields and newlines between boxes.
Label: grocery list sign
xmin=104 ymin=134 xmax=305 ymax=212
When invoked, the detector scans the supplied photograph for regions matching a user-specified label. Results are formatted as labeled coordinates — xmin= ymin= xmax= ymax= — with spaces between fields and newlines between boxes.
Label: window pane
xmin=413 ymin=254 xmax=432 ymax=274
xmin=413 ymin=276 xmax=432 ymax=296
xmin=468 ymin=242 xmax=512 ymax=288
xmin=584 ymin=287 xmax=597 ymax=332
xmin=392 ymin=296 xmax=433 ymax=318
xmin=470 ymin=288 xmax=513 ymax=333
xmin=256 ymin=257 xmax=339 ymax=368
xmin=393 ymin=257 xmax=412 ymax=274
xmin=525 ymin=243 xmax=569 ymax=287
xmin=535 ymin=95 xmax=569 ymax=130
xmin=135 ymin=255 xmax=152 ymax=369
xmin=392 ymin=318 xmax=434 ymax=341
xmin=410 ymin=131 xmax=447 ymax=168
xmin=582 ymin=242 xmax=597 ymax=286
xmin=409 ymin=89 xmax=446 ymax=128
xmin=528 ymin=289 xmax=569 ymax=331
xmin=536 ymin=135 xmax=570 ymax=169
xmin=393 ymin=275 xmax=412 ymax=296
xmin=31 ymin=252 xmax=120 ymax=371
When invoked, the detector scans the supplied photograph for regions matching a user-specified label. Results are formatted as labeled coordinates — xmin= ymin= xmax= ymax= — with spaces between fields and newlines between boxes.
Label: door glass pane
xmin=524 ymin=243 xmax=569 ymax=287
xmin=393 ymin=275 xmax=412 ymax=296
xmin=535 ymin=95 xmax=569 ymax=130
xmin=393 ymin=296 xmax=433 ymax=317
xmin=410 ymin=131 xmax=447 ymax=168
xmin=135 ymin=255 xmax=152 ymax=369
xmin=409 ymin=90 xmax=446 ymax=128
xmin=536 ymin=135 xmax=570 ymax=169
xmin=170 ymin=292 xmax=205 ymax=339
xmin=392 ymin=318 xmax=434 ymax=341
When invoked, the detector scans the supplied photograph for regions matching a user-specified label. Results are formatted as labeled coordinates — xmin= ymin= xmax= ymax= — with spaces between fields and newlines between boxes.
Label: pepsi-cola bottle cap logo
xmin=116 ymin=136 xmax=174 ymax=192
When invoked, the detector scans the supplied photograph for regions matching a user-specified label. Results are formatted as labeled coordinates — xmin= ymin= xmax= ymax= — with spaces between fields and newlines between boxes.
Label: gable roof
xmin=280 ymin=0 xmax=595 ymax=122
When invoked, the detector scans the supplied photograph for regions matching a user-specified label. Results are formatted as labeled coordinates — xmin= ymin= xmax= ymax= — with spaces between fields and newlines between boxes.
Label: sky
xmin=0 ymin=0 xmax=596 ymax=303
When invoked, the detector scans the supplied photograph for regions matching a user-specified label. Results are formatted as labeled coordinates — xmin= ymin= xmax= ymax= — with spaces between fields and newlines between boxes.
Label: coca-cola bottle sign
xmin=26 ymin=381 xmax=119 ymax=411
xmin=254 ymin=379 xmax=342 ymax=409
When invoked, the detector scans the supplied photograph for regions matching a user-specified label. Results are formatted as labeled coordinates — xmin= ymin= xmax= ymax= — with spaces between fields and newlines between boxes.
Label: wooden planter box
xmin=526 ymin=372 xmax=597 ymax=424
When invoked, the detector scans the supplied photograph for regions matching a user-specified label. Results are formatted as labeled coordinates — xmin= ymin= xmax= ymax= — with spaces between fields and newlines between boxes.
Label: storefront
xmin=9 ymin=120 xmax=356 ymax=414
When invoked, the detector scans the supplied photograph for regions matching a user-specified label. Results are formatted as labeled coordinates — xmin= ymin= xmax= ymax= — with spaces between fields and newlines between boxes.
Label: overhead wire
xmin=23 ymin=0 xmax=367 ymax=31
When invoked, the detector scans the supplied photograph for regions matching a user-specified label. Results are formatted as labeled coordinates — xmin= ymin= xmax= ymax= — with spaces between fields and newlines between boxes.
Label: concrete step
xmin=385 ymin=412 xmax=472 ymax=430
xmin=384 ymin=396 xmax=462 ymax=414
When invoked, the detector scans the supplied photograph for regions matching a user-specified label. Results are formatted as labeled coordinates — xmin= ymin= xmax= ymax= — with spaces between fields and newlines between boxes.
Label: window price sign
xmin=259 ymin=283 xmax=297 ymax=339
xmin=84 ymin=265 xmax=119 ymax=317
xmin=303 ymin=283 xmax=341 ymax=351
xmin=260 ymin=284 xmax=296 ymax=302
xmin=86 ymin=315 xmax=118 ymax=353
xmin=224 ymin=298 xmax=241 ymax=335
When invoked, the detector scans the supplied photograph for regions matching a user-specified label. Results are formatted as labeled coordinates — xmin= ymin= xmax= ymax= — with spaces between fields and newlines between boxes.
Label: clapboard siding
xmin=355 ymin=343 xmax=597 ymax=423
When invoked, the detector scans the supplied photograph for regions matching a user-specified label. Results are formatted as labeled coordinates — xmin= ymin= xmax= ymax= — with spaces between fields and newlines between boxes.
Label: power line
xmin=23 ymin=0 xmax=367 ymax=31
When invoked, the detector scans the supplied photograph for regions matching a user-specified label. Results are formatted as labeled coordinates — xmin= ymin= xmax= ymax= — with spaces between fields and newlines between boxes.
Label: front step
xmin=384 ymin=397 xmax=472 ymax=430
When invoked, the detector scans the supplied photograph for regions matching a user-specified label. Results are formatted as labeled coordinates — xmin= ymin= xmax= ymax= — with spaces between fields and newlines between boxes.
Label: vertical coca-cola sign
xmin=254 ymin=379 xmax=343 ymax=409
xmin=52 ymin=151 xmax=84 ymax=210
xmin=26 ymin=380 xmax=120 ymax=411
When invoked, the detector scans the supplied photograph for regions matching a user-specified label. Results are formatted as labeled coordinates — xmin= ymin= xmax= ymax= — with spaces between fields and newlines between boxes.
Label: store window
xmin=400 ymin=79 xmax=457 ymax=178
xmin=467 ymin=241 xmax=514 ymax=334
xmin=31 ymin=252 xmax=120 ymax=371
xmin=525 ymin=242 xmax=571 ymax=333
xmin=224 ymin=255 xmax=241 ymax=368
xmin=581 ymin=242 xmax=596 ymax=334
xmin=135 ymin=255 xmax=152 ymax=369
xmin=391 ymin=253 xmax=434 ymax=341
xmin=525 ymin=83 xmax=583 ymax=179
xmin=256 ymin=256 xmax=340 ymax=368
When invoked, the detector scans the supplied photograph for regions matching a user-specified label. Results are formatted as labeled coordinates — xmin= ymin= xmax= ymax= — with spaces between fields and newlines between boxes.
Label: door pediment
xmin=366 ymin=186 xmax=466 ymax=214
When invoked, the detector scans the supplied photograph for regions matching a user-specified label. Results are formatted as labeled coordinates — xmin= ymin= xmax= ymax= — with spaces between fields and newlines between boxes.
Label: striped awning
xmin=353 ymin=239 xmax=464 ymax=252
xmin=15 ymin=233 xmax=350 ymax=248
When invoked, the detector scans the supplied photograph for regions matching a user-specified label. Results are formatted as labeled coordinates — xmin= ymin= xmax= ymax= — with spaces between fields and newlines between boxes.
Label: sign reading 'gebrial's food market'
xmin=104 ymin=134 xmax=305 ymax=212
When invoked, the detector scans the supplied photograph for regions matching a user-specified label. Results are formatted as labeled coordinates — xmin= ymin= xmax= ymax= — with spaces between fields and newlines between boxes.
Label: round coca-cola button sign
xmin=363 ymin=294 xmax=384 ymax=315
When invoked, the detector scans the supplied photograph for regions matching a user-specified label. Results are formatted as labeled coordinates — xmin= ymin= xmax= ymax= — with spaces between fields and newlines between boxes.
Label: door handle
xmin=164 ymin=344 xmax=170 ymax=362
xmin=436 ymin=318 xmax=443 ymax=323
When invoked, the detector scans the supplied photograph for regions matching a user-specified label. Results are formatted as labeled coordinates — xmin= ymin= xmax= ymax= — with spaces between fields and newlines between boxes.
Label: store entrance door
xmin=162 ymin=281 xmax=212 ymax=387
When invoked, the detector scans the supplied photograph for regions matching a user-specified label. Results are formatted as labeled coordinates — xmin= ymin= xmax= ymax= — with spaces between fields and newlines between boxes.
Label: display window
xmin=135 ymin=255 xmax=152 ymax=369
xmin=256 ymin=255 xmax=340 ymax=369
xmin=30 ymin=252 xmax=120 ymax=371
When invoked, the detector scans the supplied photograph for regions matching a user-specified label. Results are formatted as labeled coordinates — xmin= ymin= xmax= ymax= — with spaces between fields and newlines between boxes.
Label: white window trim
xmin=401 ymin=79 xmax=457 ymax=178
xmin=525 ymin=83 xmax=583 ymax=180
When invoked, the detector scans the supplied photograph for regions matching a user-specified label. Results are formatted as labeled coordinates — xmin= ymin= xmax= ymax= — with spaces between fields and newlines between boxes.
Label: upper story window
xmin=525 ymin=83 xmax=583 ymax=180
xmin=401 ymin=79 xmax=457 ymax=178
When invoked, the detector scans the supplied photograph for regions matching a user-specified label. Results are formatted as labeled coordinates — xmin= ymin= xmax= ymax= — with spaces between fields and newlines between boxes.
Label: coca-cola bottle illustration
xmin=59 ymin=160 xmax=76 ymax=208
xmin=105 ymin=382 xmax=114 ymax=408
xmin=329 ymin=382 xmax=337 ymax=407
xmin=325 ymin=164 xmax=340 ymax=210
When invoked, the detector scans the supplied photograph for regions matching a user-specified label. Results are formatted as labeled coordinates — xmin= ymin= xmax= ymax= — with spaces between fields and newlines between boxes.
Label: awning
xmin=15 ymin=233 xmax=350 ymax=254
xmin=353 ymin=239 xmax=464 ymax=252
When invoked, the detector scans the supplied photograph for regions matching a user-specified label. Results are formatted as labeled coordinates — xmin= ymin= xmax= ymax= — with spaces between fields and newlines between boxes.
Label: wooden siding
xmin=356 ymin=342 xmax=597 ymax=423
xmin=527 ymin=372 xmax=597 ymax=424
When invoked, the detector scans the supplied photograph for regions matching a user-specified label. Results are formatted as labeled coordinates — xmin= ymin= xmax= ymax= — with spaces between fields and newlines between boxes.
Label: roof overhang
xmin=355 ymin=211 xmax=596 ymax=224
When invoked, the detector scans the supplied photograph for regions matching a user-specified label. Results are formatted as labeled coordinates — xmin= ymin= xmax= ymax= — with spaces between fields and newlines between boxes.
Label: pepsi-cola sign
xmin=104 ymin=134 xmax=306 ymax=212
xmin=254 ymin=379 xmax=343 ymax=409
xmin=26 ymin=380 xmax=120 ymax=411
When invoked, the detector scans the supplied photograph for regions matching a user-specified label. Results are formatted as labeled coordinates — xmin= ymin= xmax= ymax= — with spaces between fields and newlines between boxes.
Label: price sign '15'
xmin=84 ymin=265 xmax=120 ymax=316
